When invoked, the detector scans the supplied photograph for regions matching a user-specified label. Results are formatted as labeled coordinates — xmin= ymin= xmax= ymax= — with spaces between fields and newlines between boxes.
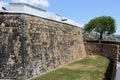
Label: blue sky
xmin=46 ymin=0 xmax=120 ymax=35
xmin=1 ymin=0 xmax=120 ymax=35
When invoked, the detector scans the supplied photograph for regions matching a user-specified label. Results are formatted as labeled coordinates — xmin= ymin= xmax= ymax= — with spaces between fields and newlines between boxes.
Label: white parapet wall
xmin=0 ymin=2 xmax=84 ymax=27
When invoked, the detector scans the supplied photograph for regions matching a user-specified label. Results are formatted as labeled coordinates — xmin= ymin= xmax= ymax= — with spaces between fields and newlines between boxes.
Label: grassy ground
xmin=32 ymin=55 xmax=110 ymax=80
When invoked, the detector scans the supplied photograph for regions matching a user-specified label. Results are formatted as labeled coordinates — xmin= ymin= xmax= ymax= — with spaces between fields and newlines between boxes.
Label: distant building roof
xmin=0 ymin=2 xmax=84 ymax=27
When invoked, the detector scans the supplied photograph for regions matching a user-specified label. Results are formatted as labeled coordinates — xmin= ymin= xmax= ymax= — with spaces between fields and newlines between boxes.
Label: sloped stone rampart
xmin=0 ymin=13 xmax=86 ymax=79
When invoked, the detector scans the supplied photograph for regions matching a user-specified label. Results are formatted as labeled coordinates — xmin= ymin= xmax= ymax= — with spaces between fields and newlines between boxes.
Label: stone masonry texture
xmin=0 ymin=13 xmax=86 ymax=79
xmin=84 ymin=42 xmax=118 ymax=60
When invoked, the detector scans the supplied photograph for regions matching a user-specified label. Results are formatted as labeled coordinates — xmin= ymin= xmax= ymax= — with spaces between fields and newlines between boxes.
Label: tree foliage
xmin=84 ymin=16 xmax=116 ymax=42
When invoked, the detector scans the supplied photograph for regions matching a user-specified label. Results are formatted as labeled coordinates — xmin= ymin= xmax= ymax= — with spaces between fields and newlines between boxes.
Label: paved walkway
xmin=115 ymin=64 xmax=120 ymax=80
xmin=115 ymin=46 xmax=120 ymax=80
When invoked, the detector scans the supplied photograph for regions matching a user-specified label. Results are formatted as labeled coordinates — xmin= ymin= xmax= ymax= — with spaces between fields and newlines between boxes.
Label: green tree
xmin=84 ymin=16 xmax=116 ymax=42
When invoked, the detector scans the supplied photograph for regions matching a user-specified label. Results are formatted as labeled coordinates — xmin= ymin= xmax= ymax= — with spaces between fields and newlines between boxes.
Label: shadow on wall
xmin=104 ymin=58 xmax=116 ymax=80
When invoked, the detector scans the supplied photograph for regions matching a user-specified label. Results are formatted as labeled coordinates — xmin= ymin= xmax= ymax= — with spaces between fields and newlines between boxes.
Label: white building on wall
xmin=0 ymin=2 xmax=84 ymax=28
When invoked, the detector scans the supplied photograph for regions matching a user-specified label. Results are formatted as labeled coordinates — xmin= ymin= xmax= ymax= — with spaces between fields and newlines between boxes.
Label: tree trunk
xmin=99 ymin=32 xmax=103 ymax=43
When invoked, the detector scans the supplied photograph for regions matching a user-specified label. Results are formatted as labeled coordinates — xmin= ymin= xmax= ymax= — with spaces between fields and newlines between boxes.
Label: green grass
xmin=32 ymin=55 xmax=110 ymax=80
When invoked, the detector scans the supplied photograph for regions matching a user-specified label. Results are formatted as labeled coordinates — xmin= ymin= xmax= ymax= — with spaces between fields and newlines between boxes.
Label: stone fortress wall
xmin=84 ymin=42 xmax=118 ymax=60
xmin=0 ymin=13 xmax=86 ymax=79
xmin=0 ymin=2 xmax=119 ymax=80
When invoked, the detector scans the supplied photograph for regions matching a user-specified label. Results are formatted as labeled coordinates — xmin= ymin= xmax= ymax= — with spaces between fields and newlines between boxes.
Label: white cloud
xmin=0 ymin=1 xmax=8 ymax=10
xmin=0 ymin=1 xmax=8 ymax=7
xmin=12 ymin=0 xmax=49 ymax=7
